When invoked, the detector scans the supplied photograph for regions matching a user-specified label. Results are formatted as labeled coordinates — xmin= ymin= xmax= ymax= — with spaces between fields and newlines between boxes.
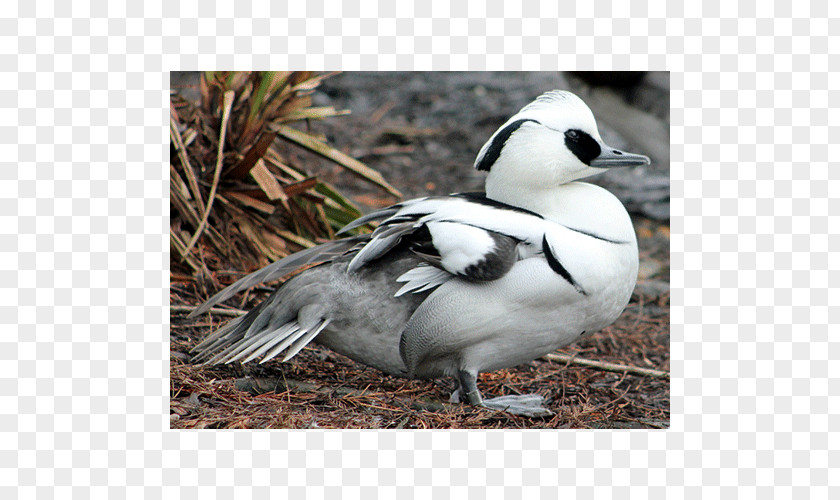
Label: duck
xmin=188 ymin=90 xmax=650 ymax=417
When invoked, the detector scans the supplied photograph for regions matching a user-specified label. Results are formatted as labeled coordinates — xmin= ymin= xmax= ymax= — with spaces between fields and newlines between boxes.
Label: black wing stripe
xmin=541 ymin=235 xmax=587 ymax=296
xmin=563 ymin=225 xmax=629 ymax=245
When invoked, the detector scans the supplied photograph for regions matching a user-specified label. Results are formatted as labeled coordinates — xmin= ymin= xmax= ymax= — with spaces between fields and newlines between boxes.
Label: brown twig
xmin=171 ymin=305 xmax=247 ymax=317
xmin=181 ymin=90 xmax=235 ymax=260
xmin=170 ymin=104 xmax=205 ymax=215
xmin=170 ymin=227 xmax=206 ymax=274
xmin=542 ymin=352 xmax=669 ymax=379
xmin=369 ymin=100 xmax=396 ymax=123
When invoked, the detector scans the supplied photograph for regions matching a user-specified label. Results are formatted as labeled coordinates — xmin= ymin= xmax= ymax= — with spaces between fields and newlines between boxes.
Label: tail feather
xmin=281 ymin=319 xmax=331 ymax=362
xmin=241 ymin=324 xmax=300 ymax=363
xmin=190 ymin=326 xmax=247 ymax=364
xmin=258 ymin=327 xmax=310 ymax=363
xmin=190 ymin=302 xmax=269 ymax=361
xmin=194 ymin=317 xmax=330 ymax=366
xmin=190 ymin=314 xmax=246 ymax=355
xmin=200 ymin=322 xmax=267 ymax=365
xmin=221 ymin=326 xmax=292 ymax=364
xmin=204 ymin=342 xmax=247 ymax=366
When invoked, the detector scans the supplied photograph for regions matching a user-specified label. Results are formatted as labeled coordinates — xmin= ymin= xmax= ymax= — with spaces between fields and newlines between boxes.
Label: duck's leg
xmin=455 ymin=370 xmax=554 ymax=418
xmin=455 ymin=370 xmax=483 ymax=405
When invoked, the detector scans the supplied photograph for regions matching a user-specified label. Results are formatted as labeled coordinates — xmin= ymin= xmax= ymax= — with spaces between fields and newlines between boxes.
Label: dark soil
xmin=170 ymin=71 xmax=670 ymax=429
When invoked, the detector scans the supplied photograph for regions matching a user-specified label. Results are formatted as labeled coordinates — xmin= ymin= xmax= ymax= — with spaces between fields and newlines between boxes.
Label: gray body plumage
xmin=191 ymin=241 xmax=432 ymax=377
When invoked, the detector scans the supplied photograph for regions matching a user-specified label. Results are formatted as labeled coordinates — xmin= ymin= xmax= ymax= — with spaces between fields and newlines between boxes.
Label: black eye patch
xmin=564 ymin=129 xmax=601 ymax=165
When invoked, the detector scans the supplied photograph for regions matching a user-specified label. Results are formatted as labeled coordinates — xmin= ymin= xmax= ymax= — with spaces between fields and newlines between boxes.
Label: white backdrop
xmin=4 ymin=0 xmax=837 ymax=498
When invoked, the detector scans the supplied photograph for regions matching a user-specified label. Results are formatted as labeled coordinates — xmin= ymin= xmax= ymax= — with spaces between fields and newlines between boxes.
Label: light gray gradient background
xmin=4 ymin=0 xmax=837 ymax=497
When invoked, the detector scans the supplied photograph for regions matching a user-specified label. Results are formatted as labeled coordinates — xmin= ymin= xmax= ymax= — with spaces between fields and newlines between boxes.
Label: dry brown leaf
xmin=224 ymin=191 xmax=276 ymax=214
xmin=250 ymin=159 xmax=286 ymax=201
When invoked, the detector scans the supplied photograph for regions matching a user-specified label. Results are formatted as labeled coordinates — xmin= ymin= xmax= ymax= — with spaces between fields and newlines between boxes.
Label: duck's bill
xmin=590 ymin=145 xmax=651 ymax=168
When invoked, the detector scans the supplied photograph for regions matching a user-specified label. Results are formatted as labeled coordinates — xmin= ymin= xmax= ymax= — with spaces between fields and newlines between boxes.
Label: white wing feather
xmin=394 ymin=265 xmax=454 ymax=296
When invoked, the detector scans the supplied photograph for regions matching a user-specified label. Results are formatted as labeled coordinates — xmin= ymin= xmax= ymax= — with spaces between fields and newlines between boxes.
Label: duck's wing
xmin=187 ymin=236 xmax=366 ymax=319
xmin=388 ymin=221 xmax=522 ymax=296
xmin=189 ymin=193 xmax=544 ymax=343
xmin=190 ymin=192 xmax=582 ymax=318
xmin=341 ymin=194 xmax=543 ymax=289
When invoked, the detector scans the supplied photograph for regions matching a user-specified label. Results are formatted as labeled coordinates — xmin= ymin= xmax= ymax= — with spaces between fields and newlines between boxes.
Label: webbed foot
xmin=480 ymin=394 xmax=554 ymax=418
xmin=455 ymin=370 xmax=554 ymax=418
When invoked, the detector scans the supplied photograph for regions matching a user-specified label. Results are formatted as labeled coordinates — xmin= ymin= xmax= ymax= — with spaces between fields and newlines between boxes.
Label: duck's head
xmin=475 ymin=90 xmax=650 ymax=200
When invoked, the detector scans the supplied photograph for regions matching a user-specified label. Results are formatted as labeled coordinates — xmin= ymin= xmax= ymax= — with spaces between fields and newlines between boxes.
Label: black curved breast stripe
xmin=541 ymin=235 xmax=587 ymax=295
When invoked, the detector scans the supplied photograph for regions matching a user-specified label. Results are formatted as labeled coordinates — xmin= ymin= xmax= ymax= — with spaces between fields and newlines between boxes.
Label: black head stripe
xmin=564 ymin=129 xmax=601 ymax=165
xmin=475 ymin=118 xmax=539 ymax=172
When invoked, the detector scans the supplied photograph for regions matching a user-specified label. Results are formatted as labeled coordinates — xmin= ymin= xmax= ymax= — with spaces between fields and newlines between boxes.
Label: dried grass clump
xmin=170 ymin=71 xmax=400 ymax=281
